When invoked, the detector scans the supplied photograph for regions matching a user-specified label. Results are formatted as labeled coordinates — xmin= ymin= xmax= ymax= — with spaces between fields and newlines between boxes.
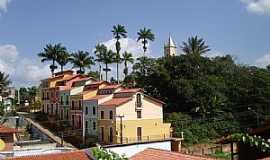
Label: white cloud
xmin=0 ymin=44 xmax=50 ymax=87
xmin=0 ymin=0 xmax=11 ymax=14
xmin=95 ymin=38 xmax=146 ymax=81
xmin=241 ymin=0 xmax=270 ymax=15
xmin=255 ymin=54 xmax=270 ymax=67
xmin=101 ymin=38 xmax=145 ymax=59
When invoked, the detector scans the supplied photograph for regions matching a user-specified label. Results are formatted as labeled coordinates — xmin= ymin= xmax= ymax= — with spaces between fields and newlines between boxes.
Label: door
xmin=109 ymin=127 xmax=113 ymax=143
xmin=137 ymin=127 xmax=142 ymax=141
xmin=100 ymin=127 xmax=104 ymax=142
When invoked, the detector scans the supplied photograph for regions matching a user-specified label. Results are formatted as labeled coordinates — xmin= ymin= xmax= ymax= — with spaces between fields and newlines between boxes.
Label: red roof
xmin=100 ymin=97 xmax=132 ymax=107
xmin=0 ymin=125 xmax=20 ymax=134
xmin=7 ymin=150 xmax=91 ymax=160
xmin=85 ymin=95 xmax=110 ymax=101
xmin=101 ymin=84 xmax=121 ymax=89
xmin=117 ymin=88 xmax=143 ymax=93
xmin=130 ymin=148 xmax=217 ymax=160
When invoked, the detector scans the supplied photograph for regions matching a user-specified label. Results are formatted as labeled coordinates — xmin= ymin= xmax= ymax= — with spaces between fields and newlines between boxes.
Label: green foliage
xmin=70 ymin=50 xmax=95 ymax=74
xmin=92 ymin=145 xmax=128 ymax=160
xmin=0 ymin=72 xmax=11 ymax=95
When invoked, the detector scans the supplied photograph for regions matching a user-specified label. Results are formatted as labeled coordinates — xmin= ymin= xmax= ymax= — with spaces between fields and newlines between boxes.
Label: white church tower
xmin=164 ymin=35 xmax=177 ymax=57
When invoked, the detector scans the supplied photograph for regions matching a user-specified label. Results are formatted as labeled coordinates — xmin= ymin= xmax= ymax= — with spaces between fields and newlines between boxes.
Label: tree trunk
xmin=52 ymin=60 xmax=55 ymax=76
xmin=99 ymin=63 xmax=102 ymax=81
xmin=124 ymin=62 xmax=127 ymax=77
xmin=117 ymin=62 xmax=119 ymax=84
xmin=105 ymin=63 xmax=108 ymax=82
xmin=61 ymin=65 xmax=63 ymax=73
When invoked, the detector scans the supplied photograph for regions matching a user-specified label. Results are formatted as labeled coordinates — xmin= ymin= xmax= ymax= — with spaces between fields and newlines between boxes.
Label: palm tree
xmin=70 ymin=51 xmax=95 ymax=74
xmin=181 ymin=36 xmax=210 ymax=56
xmin=38 ymin=43 xmax=67 ymax=76
xmin=112 ymin=24 xmax=127 ymax=83
xmin=137 ymin=27 xmax=155 ymax=55
xmin=0 ymin=72 xmax=11 ymax=95
xmin=94 ymin=44 xmax=107 ymax=81
xmin=56 ymin=51 xmax=70 ymax=72
xmin=101 ymin=49 xmax=115 ymax=82
xmin=122 ymin=51 xmax=134 ymax=78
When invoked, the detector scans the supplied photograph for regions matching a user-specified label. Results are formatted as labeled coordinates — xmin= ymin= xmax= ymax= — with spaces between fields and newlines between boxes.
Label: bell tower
xmin=164 ymin=35 xmax=177 ymax=57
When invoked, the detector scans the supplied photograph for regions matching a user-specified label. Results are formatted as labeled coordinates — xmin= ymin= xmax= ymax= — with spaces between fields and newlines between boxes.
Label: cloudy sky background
xmin=0 ymin=0 xmax=270 ymax=87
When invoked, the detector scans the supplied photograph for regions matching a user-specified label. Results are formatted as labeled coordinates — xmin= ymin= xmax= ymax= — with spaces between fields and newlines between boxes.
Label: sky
xmin=0 ymin=0 xmax=270 ymax=87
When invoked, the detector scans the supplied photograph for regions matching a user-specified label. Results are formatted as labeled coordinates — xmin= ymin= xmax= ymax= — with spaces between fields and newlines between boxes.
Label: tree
xmin=38 ymin=43 xmax=66 ymax=76
xmin=94 ymin=44 xmax=107 ymax=81
xmin=56 ymin=51 xmax=70 ymax=72
xmin=92 ymin=145 xmax=128 ymax=160
xmin=122 ymin=51 xmax=134 ymax=78
xmin=112 ymin=24 xmax=127 ymax=84
xmin=101 ymin=49 xmax=115 ymax=81
xmin=181 ymin=36 xmax=210 ymax=57
xmin=137 ymin=27 xmax=155 ymax=55
xmin=70 ymin=51 xmax=95 ymax=74
xmin=0 ymin=72 xmax=11 ymax=95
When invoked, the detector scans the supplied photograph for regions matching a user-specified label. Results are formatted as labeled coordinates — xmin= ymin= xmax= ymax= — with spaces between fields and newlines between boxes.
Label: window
xmin=93 ymin=107 xmax=96 ymax=115
xmin=72 ymin=115 xmax=75 ymax=126
xmin=71 ymin=101 xmax=74 ymax=110
xmin=137 ymin=111 xmax=142 ymax=119
xmin=109 ymin=127 xmax=113 ymax=143
xmin=66 ymin=95 xmax=69 ymax=105
xmin=79 ymin=100 xmax=82 ymax=110
xmin=85 ymin=107 xmax=88 ymax=115
xmin=93 ymin=122 xmax=96 ymax=130
xmin=47 ymin=92 xmax=49 ymax=99
xmin=109 ymin=111 xmax=113 ymax=120
xmin=85 ymin=121 xmax=88 ymax=133
xmin=60 ymin=96 xmax=63 ymax=105
xmin=66 ymin=111 xmax=69 ymax=120
xmin=136 ymin=94 xmax=142 ymax=108
xmin=101 ymin=111 xmax=104 ymax=119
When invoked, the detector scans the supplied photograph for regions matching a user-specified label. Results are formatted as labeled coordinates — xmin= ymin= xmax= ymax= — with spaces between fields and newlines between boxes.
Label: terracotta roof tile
xmin=117 ymin=88 xmax=143 ymax=93
xmin=0 ymin=125 xmax=20 ymax=134
xmin=7 ymin=150 xmax=91 ymax=160
xmin=101 ymin=84 xmax=121 ymax=89
xmin=130 ymin=148 xmax=217 ymax=160
xmin=85 ymin=95 xmax=110 ymax=101
xmin=100 ymin=97 xmax=132 ymax=107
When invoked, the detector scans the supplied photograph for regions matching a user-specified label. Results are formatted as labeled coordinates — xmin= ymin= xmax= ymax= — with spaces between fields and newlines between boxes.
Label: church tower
xmin=164 ymin=35 xmax=177 ymax=57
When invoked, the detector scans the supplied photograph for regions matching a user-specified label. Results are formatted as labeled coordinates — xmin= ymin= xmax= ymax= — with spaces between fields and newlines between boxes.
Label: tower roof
xmin=165 ymin=35 xmax=176 ymax=47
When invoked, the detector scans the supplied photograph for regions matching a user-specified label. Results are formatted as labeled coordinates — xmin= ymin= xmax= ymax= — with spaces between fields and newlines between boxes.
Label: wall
xmin=105 ymin=140 xmax=171 ymax=158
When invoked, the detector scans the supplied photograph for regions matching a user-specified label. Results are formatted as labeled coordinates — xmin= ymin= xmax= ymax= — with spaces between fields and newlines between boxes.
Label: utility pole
xmin=248 ymin=107 xmax=259 ymax=127
xmin=117 ymin=115 xmax=124 ymax=144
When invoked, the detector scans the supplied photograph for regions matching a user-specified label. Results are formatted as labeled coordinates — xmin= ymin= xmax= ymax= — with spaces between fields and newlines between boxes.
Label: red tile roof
xmin=0 ymin=125 xmax=20 ymax=134
xmin=7 ymin=150 xmax=91 ymax=160
xmin=117 ymin=88 xmax=143 ymax=93
xmin=100 ymin=97 xmax=132 ymax=107
xmin=130 ymin=148 xmax=217 ymax=160
xmin=101 ymin=84 xmax=121 ymax=89
xmin=85 ymin=95 xmax=110 ymax=101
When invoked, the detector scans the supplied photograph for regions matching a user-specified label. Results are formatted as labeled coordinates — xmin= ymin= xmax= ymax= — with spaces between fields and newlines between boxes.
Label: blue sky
xmin=0 ymin=0 xmax=270 ymax=87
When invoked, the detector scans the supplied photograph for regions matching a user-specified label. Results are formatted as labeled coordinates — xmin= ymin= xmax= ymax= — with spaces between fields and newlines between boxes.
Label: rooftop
xmin=6 ymin=150 xmax=91 ymax=160
xmin=0 ymin=125 xmax=21 ymax=134
xmin=116 ymin=88 xmax=143 ymax=93
xmin=99 ymin=97 xmax=132 ymax=107
xmin=130 ymin=148 xmax=216 ymax=160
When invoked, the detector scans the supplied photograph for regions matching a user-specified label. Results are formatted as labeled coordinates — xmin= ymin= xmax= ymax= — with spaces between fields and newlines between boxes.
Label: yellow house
xmin=70 ymin=81 xmax=109 ymax=129
xmin=40 ymin=70 xmax=74 ymax=114
xmin=98 ymin=88 xmax=171 ymax=144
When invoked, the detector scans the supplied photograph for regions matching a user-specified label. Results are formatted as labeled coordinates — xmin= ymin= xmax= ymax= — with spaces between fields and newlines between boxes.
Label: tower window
xmin=136 ymin=94 xmax=142 ymax=108
xmin=93 ymin=107 xmax=96 ymax=115
xmin=137 ymin=111 xmax=142 ymax=119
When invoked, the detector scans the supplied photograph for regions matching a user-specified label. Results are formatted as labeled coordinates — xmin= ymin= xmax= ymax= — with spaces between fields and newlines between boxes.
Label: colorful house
xmin=40 ymin=70 xmax=74 ymax=115
xmin=83 ymin=84 xmax=122 ymax=138
xmin=70 ymin=80 xmax=107 ymax=129
xmin=98 ymin=88 xmax=171 ymax=144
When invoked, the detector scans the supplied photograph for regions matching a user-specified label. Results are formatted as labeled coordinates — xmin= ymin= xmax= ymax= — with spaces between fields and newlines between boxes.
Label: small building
xmin=83 ymin=84 xmax=122 ymax=139
xmin=98 ymin=88 xmax=171 ymax=144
